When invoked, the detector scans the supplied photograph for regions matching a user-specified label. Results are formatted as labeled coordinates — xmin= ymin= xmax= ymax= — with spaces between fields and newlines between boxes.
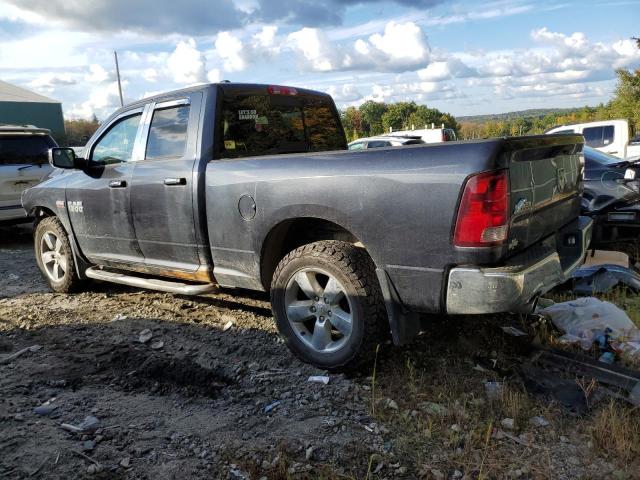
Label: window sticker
xmin=238 ymin=109 xmax=258 ymax=120
xmin=224 ymin=140 xmax=236 ymax=150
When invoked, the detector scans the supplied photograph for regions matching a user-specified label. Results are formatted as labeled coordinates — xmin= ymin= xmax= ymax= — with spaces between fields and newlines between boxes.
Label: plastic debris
xmin=501 ymin=326 xmax=527 ymax=337
xmin=223 ymin=321 xmax=234 ymax=331
xmin=307 ymin=375 xmax=330 ymax=384
xmin=568 ymin=264 xmax=640 ymax=295
xmin=150 ymin=341 xmax=164 ymax=350
xmin=529 ymin=416 xmax=550 ymax=428
xmin=540 ymin=297 xmax=640 ymax=355
xmin=263 ymin=401 xmax=280 ymax=413
xmin=484 ymin=381 xmax=503 ymax=401
xmin=61 ymin=415 xmax=100 ymax=434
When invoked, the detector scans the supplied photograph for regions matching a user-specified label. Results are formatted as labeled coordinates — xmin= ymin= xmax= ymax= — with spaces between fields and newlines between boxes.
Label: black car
xmin=582 ymin=146 xmax=640 ymax=263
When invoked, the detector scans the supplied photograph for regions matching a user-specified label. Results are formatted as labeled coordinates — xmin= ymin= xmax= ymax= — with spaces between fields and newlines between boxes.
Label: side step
xmin=85 ymin=267 xmax=217 ymax=295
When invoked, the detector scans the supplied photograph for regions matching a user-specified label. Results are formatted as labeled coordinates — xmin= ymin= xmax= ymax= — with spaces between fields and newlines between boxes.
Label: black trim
xmin=0 ymin=205 xmax=23 ymax=211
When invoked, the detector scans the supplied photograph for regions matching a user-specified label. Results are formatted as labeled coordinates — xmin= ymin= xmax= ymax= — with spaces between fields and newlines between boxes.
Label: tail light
xmin=268 ymin=85 xmax=298 ymax=96
xmin=454 ymin=170 xmax=510 ymax=247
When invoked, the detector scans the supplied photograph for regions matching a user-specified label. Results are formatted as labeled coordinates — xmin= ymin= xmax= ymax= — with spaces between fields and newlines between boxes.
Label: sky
xmin=0 ymin=0 xmax=639 ymax=120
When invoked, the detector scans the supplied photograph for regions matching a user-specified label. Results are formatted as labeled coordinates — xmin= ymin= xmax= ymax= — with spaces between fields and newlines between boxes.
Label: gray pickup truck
xmin=23 ymin=82 xmax=592 ymax=369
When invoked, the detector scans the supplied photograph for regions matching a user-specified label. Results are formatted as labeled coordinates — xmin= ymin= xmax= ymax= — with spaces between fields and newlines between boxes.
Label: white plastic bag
xmin=540 ymin=297 xmax=640 ymax=350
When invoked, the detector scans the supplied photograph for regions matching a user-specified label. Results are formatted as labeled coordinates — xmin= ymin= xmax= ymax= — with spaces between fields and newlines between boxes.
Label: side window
xmin=91 ymin=114 xmax=142 ymax=165
xmin=583 ymin=126 xmax=613 ymax=148
xmin=367 ymin=141 xmax=390 ymax=148
xmin=349 ymin=142 xmax=364 ymax=150
xmin=145 ymin=105 xmax=190 ymax=160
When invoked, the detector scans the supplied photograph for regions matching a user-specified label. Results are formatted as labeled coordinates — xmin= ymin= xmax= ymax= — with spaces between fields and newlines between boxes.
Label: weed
xmin=591 ymin=401 xmax=640 ymax=465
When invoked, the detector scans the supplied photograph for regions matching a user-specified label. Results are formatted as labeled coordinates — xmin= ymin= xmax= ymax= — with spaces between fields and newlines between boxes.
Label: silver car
xmin=0 ymin=125 xmax=55 ymax=223
xmin=348 ymin=135 xmax=425 ymax=150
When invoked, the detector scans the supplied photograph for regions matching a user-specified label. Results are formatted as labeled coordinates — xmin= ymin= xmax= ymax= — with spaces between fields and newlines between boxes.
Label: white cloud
xmin=29 ymin=73 xmax=76 ymax=93
xmin=85 ymin=64 xmax=112 ymax=83
xmin=326 ymin=83 xmax=363 ymax=103
xmin=207 ymin=68 xmax=222 ymax=83
xmin=166 ymin=38 xmax=206 ymax=84
xmin=215 ymin=31 xmax=247 ymax=72
xmin=252 ymin=25 xmax=280 ymax=54
xmin=67 ymin=81 xmax=127 ymax=119
xmin=287 ymin=21 xmax=431 ymax=73
xmin=142 ymin=68 xmax=159 ymax=82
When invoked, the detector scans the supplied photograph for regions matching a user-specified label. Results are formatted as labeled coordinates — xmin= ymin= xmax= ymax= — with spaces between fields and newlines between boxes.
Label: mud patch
xmin=98 ymin=347 xmax=232 ymax=398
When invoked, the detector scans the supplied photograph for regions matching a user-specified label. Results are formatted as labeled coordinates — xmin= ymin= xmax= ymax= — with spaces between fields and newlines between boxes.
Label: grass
xmin=591 ymin=401 xmax=640 ymax=465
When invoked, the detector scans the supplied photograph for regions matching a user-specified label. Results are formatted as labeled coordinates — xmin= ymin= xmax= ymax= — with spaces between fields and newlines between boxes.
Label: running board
xmin=85 ymin=267 xmax=217 ymax=295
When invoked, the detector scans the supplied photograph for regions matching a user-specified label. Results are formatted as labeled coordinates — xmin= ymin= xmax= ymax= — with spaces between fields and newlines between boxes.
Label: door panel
xmin=131 ymin=95 xmax=203 ymax=272
xmin=67 ymin=111 xmax=145 ymax=264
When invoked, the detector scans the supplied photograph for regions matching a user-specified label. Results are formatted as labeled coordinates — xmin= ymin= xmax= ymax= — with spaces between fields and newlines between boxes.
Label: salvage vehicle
xmin=386 ymin=125 xmax=457 ymax=143
xmin=0 ymin=125 xmax=55 ymax=224
xmin=547 ymin=119 xmax=640 ymax=160
xmin=582 ymin=146 xmax=640 ymax=264
xmin=23 ymin=83 xmax=592 ymax=369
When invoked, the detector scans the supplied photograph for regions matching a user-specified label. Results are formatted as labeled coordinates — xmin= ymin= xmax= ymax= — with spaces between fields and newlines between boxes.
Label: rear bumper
xmin=446 ymin=216 xmax=593 ymax=314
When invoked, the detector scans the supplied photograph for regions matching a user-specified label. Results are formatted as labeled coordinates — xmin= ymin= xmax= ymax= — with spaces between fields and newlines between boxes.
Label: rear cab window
xmin=0 ymin=135 xmax=56 ymax=165
xmin=217 ymin=85 xmax=346 ymax=158
xmin=145 ymin=105 xmax=190 ymax=160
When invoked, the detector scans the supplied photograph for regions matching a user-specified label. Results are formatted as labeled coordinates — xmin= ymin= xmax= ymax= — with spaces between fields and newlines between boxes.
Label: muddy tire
xmin=270 ymin=240 xmax=388 ymax=370
xmin=34 ymin=216 xmax=82 ymax=293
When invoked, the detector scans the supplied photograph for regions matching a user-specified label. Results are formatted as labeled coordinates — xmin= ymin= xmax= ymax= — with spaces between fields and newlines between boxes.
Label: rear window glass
xmin=367 ymin=141 xmax=390 ymax=148
xmin=583 ymin=125 xmax=615 ymax=148
xmin=0 ymin=135 xmax=56 ymax=165
xmin=218 ymin=93 xmax=345 ymax=158
xmin=146 ymin=105 xmax=190 ymax=160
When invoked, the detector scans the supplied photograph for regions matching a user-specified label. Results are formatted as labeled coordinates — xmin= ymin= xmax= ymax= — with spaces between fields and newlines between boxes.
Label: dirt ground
xmin=1 ymin=224 xmax=638 ymax=479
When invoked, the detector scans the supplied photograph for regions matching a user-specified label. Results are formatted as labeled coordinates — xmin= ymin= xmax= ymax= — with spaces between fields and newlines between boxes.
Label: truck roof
xmin=122 ymin=82 xmax=333 ymax=113
xmin=0 ymin=124 xmax=51 ymax=135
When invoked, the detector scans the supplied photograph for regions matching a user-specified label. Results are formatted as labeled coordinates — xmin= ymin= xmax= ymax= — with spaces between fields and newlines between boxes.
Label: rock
xmin=111 ymin=313 xmax=127 ymax=322
xmin=120 ymin=457 xmax=131 ymax=468
xmin=450 ymin=424 xmax=461 ymax=432
xmin=452 ymin=470 xmax=463 ymax=479
xmin=14 ymin=413 xmax=24 ymax=421
xmin=397 ymin=466 xmax=408 ymax=474
xmin=305 ymin=446 xmax=315 ymax=461
xmin=138 ymin=329 xmax=153 ymax=343
xmin=34 ymin=403 xmax=58 ymax=417
xmin=384 ymin=398 xmax=399 ymax=410
xmin=83 ymin=440 xmax=96 ymax=452
xmin=87 ymin=464 xmax=97 ymax=474
xmin=529 ymin=416 xmax=550 ymax=428
xmin=501 ymin=418 xmax=515 ymax=430
xmin=418 ymin=402 xmax=448 ymax=416
xmin=308 ymin=375 xmax=330 ymax=385
xmin=263 ymin=401 xmax=280 ymax=413
xmin=484 ymin=381 xmax=503 ymax=401
xmin=431 ymin=469 xmax=445 ymax=480
xmin=150 ymin=341 xmax=164 ymax=350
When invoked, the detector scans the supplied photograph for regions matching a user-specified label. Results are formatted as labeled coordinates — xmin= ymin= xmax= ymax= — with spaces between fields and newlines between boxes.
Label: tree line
xmin=340 ymin=101 xmax=459 ymax=141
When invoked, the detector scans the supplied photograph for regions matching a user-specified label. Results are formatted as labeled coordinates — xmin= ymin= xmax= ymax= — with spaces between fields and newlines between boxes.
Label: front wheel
xmin=34 ymin=216 xmax=82 ymax=293
xmin=270 ymin=241 xmax=388 ymax=370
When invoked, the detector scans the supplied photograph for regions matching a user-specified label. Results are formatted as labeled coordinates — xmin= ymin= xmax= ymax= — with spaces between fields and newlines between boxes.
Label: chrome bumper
xmin=446 ymin=216 xmax=593 ymax=314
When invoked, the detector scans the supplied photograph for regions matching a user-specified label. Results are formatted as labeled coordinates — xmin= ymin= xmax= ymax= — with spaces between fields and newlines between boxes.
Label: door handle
xmin=164 ymin=177 xmax=186 ymax=186
xmin=109 ymin=180 xmax=127 ymax=188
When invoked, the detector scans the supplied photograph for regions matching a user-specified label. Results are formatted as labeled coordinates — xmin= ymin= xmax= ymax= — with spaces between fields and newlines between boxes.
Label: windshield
xmin=584 ymin=146 xmax=624 ymax=166
xmin=218 ymin=90 xmax=346 ymax=158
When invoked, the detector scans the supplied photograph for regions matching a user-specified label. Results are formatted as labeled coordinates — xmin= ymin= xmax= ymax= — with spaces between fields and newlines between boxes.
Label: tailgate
xmin=505 ymin=134 xmax=584 ymax=254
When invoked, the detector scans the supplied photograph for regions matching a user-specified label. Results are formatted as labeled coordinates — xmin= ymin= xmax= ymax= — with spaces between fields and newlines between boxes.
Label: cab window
xmin=91 ymin=114 xmax=142 ymax=165
xmin=145 ymin=105 xmax=190 ymax=160
xmin=366 ymin=141 xmax=390 ymax=148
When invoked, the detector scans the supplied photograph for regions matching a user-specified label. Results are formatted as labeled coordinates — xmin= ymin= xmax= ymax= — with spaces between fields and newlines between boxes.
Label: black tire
xmin=34 ymin=216 xmax=82 ymax=293
xmin=270 ymin=240 xmax=388 ymax=370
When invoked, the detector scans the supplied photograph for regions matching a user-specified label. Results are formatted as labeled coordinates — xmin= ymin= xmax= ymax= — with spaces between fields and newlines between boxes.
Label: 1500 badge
xmin=67 ymin=201 xmax=84 ymax=213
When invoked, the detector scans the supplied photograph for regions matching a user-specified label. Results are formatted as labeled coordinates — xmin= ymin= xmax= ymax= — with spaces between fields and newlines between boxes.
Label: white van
xmin=546 ymin=119 xmax=640 ymax=159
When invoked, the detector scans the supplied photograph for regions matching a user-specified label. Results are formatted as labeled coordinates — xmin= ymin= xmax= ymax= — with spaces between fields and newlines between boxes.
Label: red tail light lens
xmin=454 ymin=170 xmax=510 ymax=247
xmin=268 ymin=85 xmax=298 ymax=96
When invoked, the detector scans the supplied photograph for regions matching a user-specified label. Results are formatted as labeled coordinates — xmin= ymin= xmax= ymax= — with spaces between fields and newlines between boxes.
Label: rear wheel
xmin=35 ymin=217 xmax=82 ymax=293
xmin=270 ymin=241 xmax=388 ymax=370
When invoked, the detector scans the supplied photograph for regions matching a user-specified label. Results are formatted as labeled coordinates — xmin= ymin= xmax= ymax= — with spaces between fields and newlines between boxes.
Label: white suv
xmin=0 ymin=125 xmax=55 ymax=223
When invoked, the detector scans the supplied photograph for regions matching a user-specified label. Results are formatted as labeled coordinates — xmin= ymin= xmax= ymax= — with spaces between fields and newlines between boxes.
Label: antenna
xmin=114 ymin=51 xmax=124 ymax=107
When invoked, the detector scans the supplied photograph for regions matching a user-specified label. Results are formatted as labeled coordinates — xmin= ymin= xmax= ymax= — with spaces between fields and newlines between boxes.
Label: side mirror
xmin=49 ymin=147 xmax=82 ymax=169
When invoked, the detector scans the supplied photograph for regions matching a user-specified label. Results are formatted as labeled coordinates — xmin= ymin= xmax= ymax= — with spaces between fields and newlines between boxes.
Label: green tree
xmin=359 ymin=101 xmax=388 ymax=136
xmin=340 ymin=106 xmax=362 ymax=141
xmin=381 ymin=102 xmax=417 ymax=132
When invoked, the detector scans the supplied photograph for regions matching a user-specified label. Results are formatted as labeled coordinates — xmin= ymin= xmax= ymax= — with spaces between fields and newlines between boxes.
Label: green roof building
xmin=0 ymin=80 xmax=65 ymax=140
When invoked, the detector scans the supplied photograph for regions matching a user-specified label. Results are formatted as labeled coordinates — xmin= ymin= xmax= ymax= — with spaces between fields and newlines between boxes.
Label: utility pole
xmin=114 ymin=51 xmax=124 ymax=107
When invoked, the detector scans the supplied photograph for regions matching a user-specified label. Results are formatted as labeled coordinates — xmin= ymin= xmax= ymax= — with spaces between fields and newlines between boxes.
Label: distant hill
xmin=458 ymin=108 xmax=584 ymax=123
